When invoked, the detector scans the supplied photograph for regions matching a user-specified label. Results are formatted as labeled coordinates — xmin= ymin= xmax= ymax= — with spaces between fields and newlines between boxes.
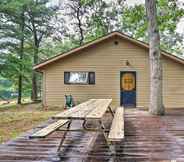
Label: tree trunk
xmin=31 ymin=71 xmax=38 ymax=101
xmin=31 ymin=43 xmax=38 ymax=101
xmin=17 ymin=74 xmax=22 ymax=104
xmin=17 ymin=11 xmax=25 ymax=104
xmin=76 ymin=2 xmax=84 ymax=45
xmin=31 ymin=16 xmax=39 ymax=102
xmin=145 ymin=0 xmax=165 ymax=115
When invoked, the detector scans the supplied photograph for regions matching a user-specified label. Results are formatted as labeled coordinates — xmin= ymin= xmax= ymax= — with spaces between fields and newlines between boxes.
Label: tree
xmin=0 ymin=0 xmax=56 ymax=103
xmin=60 ymin=0 xmax=90 ymax=45
xmin=25 ymin=0 xmax=57 ymax=101
xmin=121 ymin=1 xmax=184 ymax=55
xmin=57 ymin=0 xmax=125 ymax=43
xmin=121 ymin=5 xmax=147 ymax=38
xmin=145 ymin=0 xmax=165 ymax=115
xmin=17 ymin=7 xmax=26 ymax=104
xmin=39 ymin=39 xmax=78 ymax=60
xmin=0 ymin=0 xmax=28 ymax=104
xmin=85 ymin=0 xmax=110 ymax=40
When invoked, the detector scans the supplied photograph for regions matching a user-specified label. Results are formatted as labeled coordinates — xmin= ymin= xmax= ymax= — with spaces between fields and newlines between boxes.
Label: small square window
xmin=88 ymin=72 xmax=95 ymax=84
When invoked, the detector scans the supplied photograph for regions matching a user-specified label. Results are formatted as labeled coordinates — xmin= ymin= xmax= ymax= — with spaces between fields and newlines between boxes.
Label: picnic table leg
xmin=98 ymin=120 xmax=118 ymax=155
xmin=82 ymin=119 xmax=87 ymax=129
xmin=108 ymin=106 xmax=114 ymax=117
xmin=83 ymin=119 xmax=117 ymax=154
xmin=57 ymin=120 xmax=72 ymax=152
xmin=98 ymin=120 xmax=109 ymax=139
xmin=108 ymin=142 xmax=116 ymax=155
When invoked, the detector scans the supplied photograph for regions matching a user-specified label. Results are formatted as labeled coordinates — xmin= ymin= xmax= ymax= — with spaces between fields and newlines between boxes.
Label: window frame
xmin=64 ymin=71 xmax=95 ymax=85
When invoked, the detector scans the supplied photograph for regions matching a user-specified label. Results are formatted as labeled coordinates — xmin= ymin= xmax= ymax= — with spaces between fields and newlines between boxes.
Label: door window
xmin=122 ymin=73 xmax=135 ymax=91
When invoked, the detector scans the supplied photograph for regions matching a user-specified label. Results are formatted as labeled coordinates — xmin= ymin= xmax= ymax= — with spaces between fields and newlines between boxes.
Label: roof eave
xmin=33 ymin=31 xmax=184 ymax=70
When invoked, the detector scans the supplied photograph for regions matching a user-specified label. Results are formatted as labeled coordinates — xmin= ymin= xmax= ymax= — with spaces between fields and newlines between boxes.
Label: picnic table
xmin=30 ymin=99 xmax=124 ymax=154
xmin=53 ymin=99 xmax=113 ymax=150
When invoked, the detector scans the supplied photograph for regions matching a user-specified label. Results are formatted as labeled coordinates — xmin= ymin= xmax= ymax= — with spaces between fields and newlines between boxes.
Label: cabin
xmin=34 ymin=32 xmax=184 ymax=109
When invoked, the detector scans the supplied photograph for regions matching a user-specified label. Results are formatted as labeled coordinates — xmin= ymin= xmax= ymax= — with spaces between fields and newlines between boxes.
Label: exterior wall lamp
xmin=126 ymin=60 xmax=130 ymax=66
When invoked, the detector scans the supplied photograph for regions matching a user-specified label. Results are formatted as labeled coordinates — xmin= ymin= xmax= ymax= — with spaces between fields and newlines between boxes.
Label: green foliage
xmin=39 ymin=39 xmax=78 ymax=60
xmin=121 ymin=0 xmax=184 ymax=55
xmin=121 ymin=5 xmax=147 ymax=39
xmin=85 ymin=0 xmax=125 ymax=41
xmin=0 ymin=0 xmax=56 ymax=102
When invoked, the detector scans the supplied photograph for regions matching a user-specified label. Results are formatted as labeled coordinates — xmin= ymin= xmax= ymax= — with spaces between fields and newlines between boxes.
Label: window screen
xmin=64 ymin=72 xmax=95 ymax=85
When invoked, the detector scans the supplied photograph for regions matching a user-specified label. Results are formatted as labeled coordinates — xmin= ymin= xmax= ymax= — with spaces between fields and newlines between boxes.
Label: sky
xmin=125 ymin=0 xmax=144 ymax=5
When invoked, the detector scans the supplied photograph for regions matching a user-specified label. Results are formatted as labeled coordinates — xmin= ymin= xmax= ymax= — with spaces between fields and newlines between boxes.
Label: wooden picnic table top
xmin=53 ymin=99 xmax=112 ymax=120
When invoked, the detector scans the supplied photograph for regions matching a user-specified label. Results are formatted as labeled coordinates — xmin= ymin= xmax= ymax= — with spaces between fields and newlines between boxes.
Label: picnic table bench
xmin=108 ymin=107 xmax=124 ymax=141
xmin=30 ymin=119 xmax=69 ymax=138
xmin=29 ymin=99 xmax=124 ymax=154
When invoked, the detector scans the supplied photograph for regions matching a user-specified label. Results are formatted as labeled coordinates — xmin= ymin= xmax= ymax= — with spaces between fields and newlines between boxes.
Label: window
xmin=64 ymin=72 xmax=95 ymax=84
xmin=69 ymin=72 xmax=88 ymax=84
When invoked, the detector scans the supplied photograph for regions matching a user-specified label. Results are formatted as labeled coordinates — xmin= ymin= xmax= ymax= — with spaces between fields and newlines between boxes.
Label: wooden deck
xmin=0 ymin=109 xmax=184 ymax=162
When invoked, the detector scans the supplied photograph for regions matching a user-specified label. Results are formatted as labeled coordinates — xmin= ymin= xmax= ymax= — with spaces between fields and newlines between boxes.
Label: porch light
xmin=126 ymin=60 xmax=130 ymax=66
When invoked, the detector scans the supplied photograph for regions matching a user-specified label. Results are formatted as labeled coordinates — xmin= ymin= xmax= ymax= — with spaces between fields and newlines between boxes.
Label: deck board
xmin=0 ymin=109 xmax=184 ymax=161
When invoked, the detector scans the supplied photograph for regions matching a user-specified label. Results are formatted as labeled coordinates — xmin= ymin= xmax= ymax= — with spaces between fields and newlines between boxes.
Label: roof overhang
xmin=34 ymin=31 xmax=184 ymax=71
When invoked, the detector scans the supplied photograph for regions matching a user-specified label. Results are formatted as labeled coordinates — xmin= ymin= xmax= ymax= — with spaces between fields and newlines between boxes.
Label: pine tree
xmin=0 ymin=0 xmax=28 ymax=104
xmin=25 ymin=0 xmax=57 ymax=101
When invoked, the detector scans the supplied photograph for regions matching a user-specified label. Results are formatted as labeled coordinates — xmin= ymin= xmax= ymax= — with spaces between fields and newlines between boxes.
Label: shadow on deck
xmin=0 ymin=109 xmax=184 ymax=162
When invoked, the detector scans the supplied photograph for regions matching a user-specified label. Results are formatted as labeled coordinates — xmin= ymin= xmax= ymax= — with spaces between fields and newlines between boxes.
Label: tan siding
xmin=43 ymin=37 xmax=184 ymax=109
xmin=163 ymin=58 xmax=184 ymax=108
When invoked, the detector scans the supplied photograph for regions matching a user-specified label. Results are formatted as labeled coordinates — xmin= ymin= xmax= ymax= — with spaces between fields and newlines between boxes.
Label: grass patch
xmin=0 ymin=103 xmax=62 ymax=144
